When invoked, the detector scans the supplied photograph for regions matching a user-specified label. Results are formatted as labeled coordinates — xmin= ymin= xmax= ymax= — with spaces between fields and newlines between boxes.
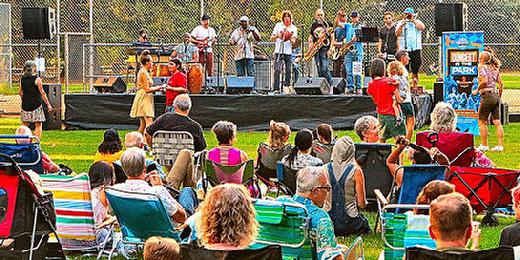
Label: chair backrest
xmin=104 ymin=187 xmax=179 ymax=243
xmin=311 ymin=141 xmax=334 ymax=164
xmin=152 ymin=131 xmax=194 ymax=167
xmin=205 ymin=159 xmax=254 ymax=186
xmin=0 ymin=135 xmax=43 ymax=174
xmin=251 ymin=199 xmax=314 ymax=260
xmin=276 ymin=161 xmax=299 ymax=195
xmin=406 ymin=246 xmax=515 ymax=260
xmin=256 ymin=143 xmax=292 ymax=180
xmin=398 ymin=165 xmax=447 ymax=205
xmin=355 ymin=143 xmax=393 ymax=203
xmin=345 ymin=236 xmax=364 ymax=260
xmin=40 ymin=173 xmax=97 ymax=251
xmin=181 ymin=243 xmax=282 ymax=260
xmin=416 ymin=131 xmax=475 ymax=167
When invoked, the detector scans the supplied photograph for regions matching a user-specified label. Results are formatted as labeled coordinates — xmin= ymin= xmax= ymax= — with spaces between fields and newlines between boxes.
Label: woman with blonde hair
xmin=197 ymin=183 xmax=258 ymax=250
xmin=256 ymin=120 xmax=292 ymax=180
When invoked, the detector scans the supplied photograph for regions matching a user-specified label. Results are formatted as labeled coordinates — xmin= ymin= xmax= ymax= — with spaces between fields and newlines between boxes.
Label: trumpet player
xmin=229 ymin=16 xmax=261 ymax=77
xmin=344 ymin=11 xmax=363 ymax=94
xmin=307 ymin=8 xmax=333 ymax=87
xmin=396 ymin=7 xmax=425 ymax=88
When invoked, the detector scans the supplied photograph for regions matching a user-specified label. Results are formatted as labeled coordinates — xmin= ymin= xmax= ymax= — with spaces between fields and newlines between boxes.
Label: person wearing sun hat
xmin=395 ymin=7 xmax=425 ymax=88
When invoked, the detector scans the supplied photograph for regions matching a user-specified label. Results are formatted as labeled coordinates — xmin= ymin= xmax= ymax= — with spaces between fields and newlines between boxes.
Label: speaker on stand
xmin=93 ymin=76 xmax=127 ymax=93
xmin=22 ymin=7 xmax=57 ymax=77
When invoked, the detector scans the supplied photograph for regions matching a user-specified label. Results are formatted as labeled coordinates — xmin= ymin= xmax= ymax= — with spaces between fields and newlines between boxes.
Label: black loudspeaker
xmin=205 ymin=76 xmax=225 ymax=89
xmin=42 ymin=109 xmax=61 ymax=130
xmin=42 ymin=84 xmax=61 ymax=130
xmin=22 ymin=8 xmax=57 ymax=40
xmin=225 ymin=76 xmax=254 ymax=94
xmin=293 ymin=77 xmax=330 ymax=95
xmin=43 ymin=84 xmax=61 ymax=109
xmin=433 ymin=81 xmax=444 ymax=106
xmin=93 ymin=76 xmax=127 ymax=93
xmin=435 ymin=3 xmax=467 ymax=37
xmin=330 ymin=77 xmax=346 ymax=94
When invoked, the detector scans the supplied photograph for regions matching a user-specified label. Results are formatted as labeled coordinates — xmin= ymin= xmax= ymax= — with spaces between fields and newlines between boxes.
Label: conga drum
xmin=186 ymin=62 xmax=204 ymax=94
xmin=152 ymin=64 xmax=171 ymax=77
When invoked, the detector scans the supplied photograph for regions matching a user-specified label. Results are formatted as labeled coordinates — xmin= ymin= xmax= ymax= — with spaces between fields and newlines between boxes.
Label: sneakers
xmin=491 ymin=145 xmax=504 ymax=152
xmin=476 ymin=144 xmax=489 ymax=151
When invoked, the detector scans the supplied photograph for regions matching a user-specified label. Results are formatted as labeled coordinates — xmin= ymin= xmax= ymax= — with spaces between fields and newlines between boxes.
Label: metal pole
xmin=200 ymin=0 xmax=204 ymax=18
xmin=56 ymin=0 xmax=61 ymax=83
xmin=89 ymin=0 xmax=94 ymax=92
xmin=64 ymin=33 xmax=69 ymax=93
xmin=8 ymin=4 xmax=12 ymax=89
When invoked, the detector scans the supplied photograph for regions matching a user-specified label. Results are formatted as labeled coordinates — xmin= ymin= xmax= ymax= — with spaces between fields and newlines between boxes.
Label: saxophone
xmin=303 ymin=25 xmax=332 ymax=62
xmin=331 ymin=38 xmax=356 ymax=60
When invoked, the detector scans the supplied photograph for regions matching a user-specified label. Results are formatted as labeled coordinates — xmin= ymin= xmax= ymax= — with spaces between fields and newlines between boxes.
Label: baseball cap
xmin=350 ymin=11 xmax=359 ymax=17
xmin=239 ymin=16 xmax=249 ymax=22
xmin=201 ymin=14 xmax=210 ymax=20
xmin=403 ymin=7 xmax=415 ymax=14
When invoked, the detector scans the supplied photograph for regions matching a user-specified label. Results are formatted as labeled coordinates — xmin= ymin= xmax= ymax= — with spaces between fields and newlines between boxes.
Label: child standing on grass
xmin=387 ymin=61 xmax=405 ymax=126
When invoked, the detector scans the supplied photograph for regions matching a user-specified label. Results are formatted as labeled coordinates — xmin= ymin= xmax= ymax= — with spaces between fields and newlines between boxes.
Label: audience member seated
xmin=414 ymin=180 xmax=454 ymax=215
xmin=325 ymin=136 xmax=370 ymax=236
xmin=256 ymin=120 xmax=292 ymax=180
xmin=278 ymin=166 xmax=346 ymax=259
xmin=15 ymin=125 xmax=60 ymax=174
xmin=145 ymin=94 xmax=206 ymax=152
xmin=121 ymin=131 xmax=166 ymax=179
xmin=312 ymin=123 xmax=335 ymax=163
xmin=88 ymin=161 xmax=116 ymax=244
xmin=113 ymin=147 xmax=197 ymax=224
xmin=94 ymin=128 xmax=124 ymax=164
xmin=282 ymin=129 xmax=323 ymax=171
xmin=197 ymin=183 xmax=258 ymax=250
xmin=499 ymin=185 xmax=520 ymax=247
xmin=207 ymin=121 xmax=248 ymax=165
xmin=144 ymin=236 xmax=180 ymax=260
xmin=430 ymin=102 xmax=494 ymax=167
xmin=386 ymin=136 xmax=449 ymax=188
xmin=354 ymin=115 xmax=381 ymax=143
xmin=429 ymin=192 xmax=480 ymax=251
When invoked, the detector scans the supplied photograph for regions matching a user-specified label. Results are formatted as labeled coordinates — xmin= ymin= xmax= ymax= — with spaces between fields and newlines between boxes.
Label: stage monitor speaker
xmin=294 ymin=77 xmax=329 ymax=95
xmin=22 ymin=7 xmax=56 ymax=40
xmin=152 ymin=77 xmax=169 ymax=86
xmin=43 ymin=83 xmax=61 ymax=109
xmin=226 ymin=76 xmax=254 ymax=94
xmin=433 ymin=81 xmax=444 ymax=106
xmin=331 ymin=77 xmax=346 ymax=94
xmin=93 ymin=76 xmax=127 ymax=93
xmin=205 ymin=76 xmax=225 ymax=89
xmin=435 ymin=3 xmax=468 ymax=37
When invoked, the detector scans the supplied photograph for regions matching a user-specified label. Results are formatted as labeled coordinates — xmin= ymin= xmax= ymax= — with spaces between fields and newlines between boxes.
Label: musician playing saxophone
xmin=343 ymin=11 xmax=363 ymax=94
xmin=307 ymin=9 xmax=333 ymax=88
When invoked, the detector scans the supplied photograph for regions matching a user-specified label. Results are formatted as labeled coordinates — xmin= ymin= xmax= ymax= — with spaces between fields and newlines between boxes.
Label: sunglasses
xmin=314 ymin=185 xmax=332 ymax=191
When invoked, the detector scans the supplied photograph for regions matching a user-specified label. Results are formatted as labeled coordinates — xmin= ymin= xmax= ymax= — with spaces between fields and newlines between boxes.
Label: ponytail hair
xmin=286 ymin=129 xmax=313 ymax=167
xmin=268 ymin=120 xmax=291 ymax=149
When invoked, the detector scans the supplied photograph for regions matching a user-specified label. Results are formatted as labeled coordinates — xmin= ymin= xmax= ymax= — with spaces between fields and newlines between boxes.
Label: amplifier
xmin=293 ymin=77 xmax=329 ymax=95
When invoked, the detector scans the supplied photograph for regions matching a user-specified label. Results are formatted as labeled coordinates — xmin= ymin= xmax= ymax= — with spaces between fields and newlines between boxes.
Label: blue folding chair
xmin=104 ymin=187 xmax=181 ymax=259
xmin=0 ymin=135 xmax=43 ymax=174
xmin=275 ymin=161 xmax=298 ymax=195
xmin=396 ymin=165 xmax=447 ymax=205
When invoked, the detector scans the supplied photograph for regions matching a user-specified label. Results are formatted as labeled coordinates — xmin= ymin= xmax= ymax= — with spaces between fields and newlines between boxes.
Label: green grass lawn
xmin=0 ymin=117 xmax=518 ymax=259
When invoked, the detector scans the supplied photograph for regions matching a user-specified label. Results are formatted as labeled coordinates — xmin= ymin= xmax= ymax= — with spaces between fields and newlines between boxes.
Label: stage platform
xmin=63 ymin=93 xmax=433 ymax=130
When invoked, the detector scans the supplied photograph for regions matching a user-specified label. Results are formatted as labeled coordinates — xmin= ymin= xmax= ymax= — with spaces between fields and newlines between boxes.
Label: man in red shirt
xmin=164 ymin=58 xmax=187 ymax=112
xmin=367 ymin=58 xmax=406 ymax=143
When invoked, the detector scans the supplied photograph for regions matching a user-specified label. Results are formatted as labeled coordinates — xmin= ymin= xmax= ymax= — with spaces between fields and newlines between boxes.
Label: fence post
xmin=64 ymin=33 xmax=69 ymax=93
xmin=200 ymin=0 xmax=204 ymax=19
xmin=56 ymin=0 xmax=61 ymax=83
xmin=8 ymin=3 xmax=12 ymax=89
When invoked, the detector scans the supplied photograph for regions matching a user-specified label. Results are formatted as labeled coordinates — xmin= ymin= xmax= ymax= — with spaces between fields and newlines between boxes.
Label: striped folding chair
xmin=152 ymin=131 xmax=195 ymax=169
xmin=40 ymin=174 xmax=98 ymax=252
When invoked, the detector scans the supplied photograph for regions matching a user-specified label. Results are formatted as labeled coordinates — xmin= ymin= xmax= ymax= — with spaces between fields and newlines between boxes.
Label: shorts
xmin=379 ymin=114 xmax=406 ymax=140
xmin=407 ymin=50 xmax=422 ymax=75
xmin=21 ymin=106 xmax=46 ymax=123
xmin=478 ymin=92 xmax=500 ymax=121
xmin=401 ymin=102 xmax=415 ymax=118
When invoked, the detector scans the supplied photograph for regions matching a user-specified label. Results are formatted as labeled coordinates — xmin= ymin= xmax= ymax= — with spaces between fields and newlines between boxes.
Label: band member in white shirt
xmin=191 ymin=14 xmax=217 ymax=76
xmin=229 ymin=16 xmax=261 ymax=77
xmin=270 ymin=10 xmax=298 ymax=93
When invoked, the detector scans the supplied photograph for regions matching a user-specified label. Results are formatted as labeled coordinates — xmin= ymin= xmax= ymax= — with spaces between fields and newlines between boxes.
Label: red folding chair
xmin=416 ymin=131 xmax=476 ymax=167
xmin=446 ymin=166 xmax=520 ymax=226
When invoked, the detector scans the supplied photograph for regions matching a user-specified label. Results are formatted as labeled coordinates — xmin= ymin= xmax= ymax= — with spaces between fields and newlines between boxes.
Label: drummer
xmin=163 ymin=58 xmax=188 ymax=112
xmin=172 ymin=33 xmax=199 ymax=64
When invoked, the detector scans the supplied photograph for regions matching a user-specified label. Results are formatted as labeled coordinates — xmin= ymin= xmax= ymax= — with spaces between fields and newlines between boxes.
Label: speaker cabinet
xmin=22 ymin=7 xmax=56 ymax=40
xmin=93 ymin=76 xmax=127 ymax=93
xmin=43 ymin=109 xmax=61 ymax=130
xmin=330 ymin=77 xmax=346 ymax=94
xmin=205 ymin=76 xmax=225 ymax=88
xmin=433 ymin=81 xmax=444 ymax=106
xmin=226 ymin=76 xmax=254 ymax=94
xmin=43 ymin=83 xmax=61 ymax=109
xmin=294 ymin=77 xmax=330 ymax=95
xmin=435 ymin=3 xmax=468 ymax=36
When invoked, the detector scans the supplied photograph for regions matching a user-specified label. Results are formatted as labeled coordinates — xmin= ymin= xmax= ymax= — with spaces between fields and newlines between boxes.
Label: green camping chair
xmin=202 ymin=159 xmax=258 ymax=197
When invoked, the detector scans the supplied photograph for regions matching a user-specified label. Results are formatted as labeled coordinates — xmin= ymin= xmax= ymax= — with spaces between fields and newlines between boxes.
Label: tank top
xmin=21 ymin=75 xmax=42 ymax=111
xmin=208 ymin=146 xmax=242 ymax=166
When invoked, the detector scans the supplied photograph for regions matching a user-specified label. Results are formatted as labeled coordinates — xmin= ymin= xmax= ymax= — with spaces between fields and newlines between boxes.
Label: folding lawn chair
xmin=250 ymin=199 xmax=315 ymax=259
xmin=104 ymin=187 xmax=181 ymax=259
xmin=0 ymin=135 xmax=43 ymax=174
xmin=40 ymin=174 xmax=100 ymax=253
xmin=0 ymin=153 xmax=64 ymax=260
xmin=152 ymin=131 xmax=194 ymax=169
xmin=392 ymin=165 xmax=448 ymax=205
xmin=180 ymin=243 xmax=282 ymax=260
xmin=311 ymin=141 xmax=334 ymax=164
xmin=202 ymin=159 xmax=259 ymax=197
xmin=416 ymin=131 xmax=476 ymax=167
xmin=375 ymin=189 xmax=436 ymax=260
xmin=344 ymin=236 xmax=365 ymax=260
xmin=406 ymin=245 xmax=519 ymax=260
xmin=275 ymin=161 xmax=299 ymax=196
xmin=255 ymin=142 xmax=292 ymax=182
xmin=446 ymin=166 xmax=520 ymax=226
xmin=355 ymin=143 xmax=393 ymax=208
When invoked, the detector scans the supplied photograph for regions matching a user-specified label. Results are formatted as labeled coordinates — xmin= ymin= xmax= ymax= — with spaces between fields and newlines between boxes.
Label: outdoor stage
xmin=63 ymin=93 xmax=433 ymax=131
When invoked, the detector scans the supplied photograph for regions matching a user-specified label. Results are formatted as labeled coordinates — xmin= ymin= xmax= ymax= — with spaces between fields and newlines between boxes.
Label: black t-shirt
xmin=146 ymin=113 xmax=207 ymax=152
xmin=21 ymin=75 xmax=42 ymax=111
xmin=379 ymin=25 xmax=398 ymax=55
xmin=310 ymin=21 xmax=333 ymax=50
xmin=499 ymin=221 xmax=520 ymax=247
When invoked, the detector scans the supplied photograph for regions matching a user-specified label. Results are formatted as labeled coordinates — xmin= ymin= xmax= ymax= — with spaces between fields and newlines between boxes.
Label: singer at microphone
xmin=229 ymin=16 xmax=261 ymax=77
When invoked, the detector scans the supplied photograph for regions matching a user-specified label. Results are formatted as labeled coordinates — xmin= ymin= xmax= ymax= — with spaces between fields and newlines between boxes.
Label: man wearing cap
xmin=172 ymin=33 xmax=199 ymax=63
xmin=343 ymin=11 xmax=363 ymax=94
xmin=396 ymin=7 xmax=425 ymax=87
xmin=229 ymin=16 xmax=261 ymax=77
xmin=191 ymin=14 xmax=217 ymax=76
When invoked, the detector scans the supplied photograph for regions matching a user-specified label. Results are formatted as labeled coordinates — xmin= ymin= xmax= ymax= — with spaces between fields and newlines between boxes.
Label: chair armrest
xmin=374 ymin=189 xmax=388 ymax=205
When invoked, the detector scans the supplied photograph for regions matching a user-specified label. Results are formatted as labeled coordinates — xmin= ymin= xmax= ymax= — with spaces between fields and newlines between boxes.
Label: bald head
xmin=315 ymin=9 xmax=325 ymax=20
xmin=125 ymin=131 xmax=144 ymax=148
xmin=15 ymin=125 xmax=32 ymax=144
xmin=430 ymin=192 xmax=472 ymax=243
xmin=174 ymin=94 xmax=192 ymax=113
